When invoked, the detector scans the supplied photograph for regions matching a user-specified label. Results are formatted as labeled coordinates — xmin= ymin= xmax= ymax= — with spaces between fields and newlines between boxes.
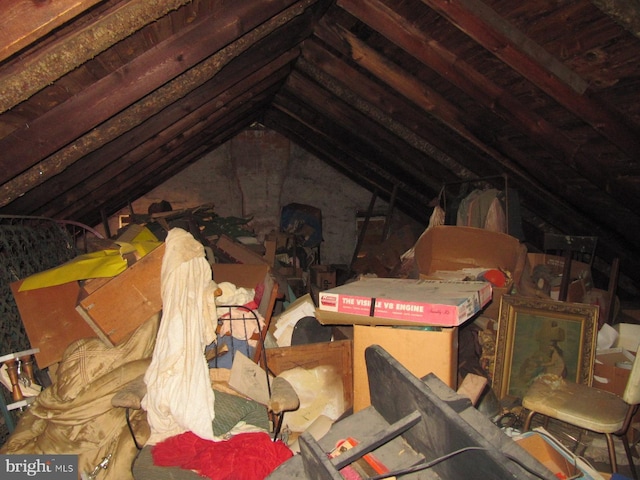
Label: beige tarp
xmin=0 ymin=314 xmax=159 ymax=480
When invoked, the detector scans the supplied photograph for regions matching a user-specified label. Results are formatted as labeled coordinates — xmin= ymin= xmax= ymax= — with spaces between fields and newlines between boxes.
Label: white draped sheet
xmin=142 ymin=228 xmax=219 ymax=444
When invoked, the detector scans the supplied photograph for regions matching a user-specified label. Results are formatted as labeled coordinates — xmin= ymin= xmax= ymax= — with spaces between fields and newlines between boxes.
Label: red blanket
xmin=152 ymin=431 xmax=293 ymax=480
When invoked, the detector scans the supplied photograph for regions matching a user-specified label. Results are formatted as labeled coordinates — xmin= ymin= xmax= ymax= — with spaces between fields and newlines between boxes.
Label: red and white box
xmin=317 ymin=278 xmax=491 ymax=327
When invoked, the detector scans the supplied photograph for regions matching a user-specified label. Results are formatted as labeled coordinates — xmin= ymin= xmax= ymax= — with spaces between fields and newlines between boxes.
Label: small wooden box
xmin=265 ymin=339 xmax=353 ymax=411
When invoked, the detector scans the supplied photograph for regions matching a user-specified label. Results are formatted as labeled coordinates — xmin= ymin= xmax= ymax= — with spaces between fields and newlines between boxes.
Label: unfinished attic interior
xmin=1 ymin=0 xmax=640 ymax=477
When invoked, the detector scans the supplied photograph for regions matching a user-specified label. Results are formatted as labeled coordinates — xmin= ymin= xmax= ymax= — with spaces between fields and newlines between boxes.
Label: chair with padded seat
xmin=522 ymin=344 xmax=640 ymax=479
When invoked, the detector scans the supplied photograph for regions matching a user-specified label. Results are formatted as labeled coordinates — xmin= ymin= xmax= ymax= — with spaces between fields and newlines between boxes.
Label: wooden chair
xmin=522 ymin=344 xmax=640 ymax=478
xmin=543 ymin=233 xmax=621 ymax=324
xmin=543 ymin=233 xmax=597 ymax=301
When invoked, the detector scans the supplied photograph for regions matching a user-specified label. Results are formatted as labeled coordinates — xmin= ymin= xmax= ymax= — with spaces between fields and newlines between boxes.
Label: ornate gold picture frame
xmin=492 ymin=295 xmax=599 ymax=401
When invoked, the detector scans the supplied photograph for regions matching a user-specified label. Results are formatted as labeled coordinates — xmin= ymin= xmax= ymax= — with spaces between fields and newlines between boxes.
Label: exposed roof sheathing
xmin=1 ymin=0 xmax=639 ymax=299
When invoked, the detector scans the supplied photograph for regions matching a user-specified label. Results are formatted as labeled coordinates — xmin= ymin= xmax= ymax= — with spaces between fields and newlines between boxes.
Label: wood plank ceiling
xmin=0 ymin=0 xmax=639 ymax=300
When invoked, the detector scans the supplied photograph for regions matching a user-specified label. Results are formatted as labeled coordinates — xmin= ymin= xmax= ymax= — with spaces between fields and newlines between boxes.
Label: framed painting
xmin=492 ymin=295 xmax=599 ymax=401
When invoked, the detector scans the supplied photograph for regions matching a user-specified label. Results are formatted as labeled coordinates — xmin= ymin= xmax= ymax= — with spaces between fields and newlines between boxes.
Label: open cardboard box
xmin=515 ymin=432 xmax=581 ymax=480
xmin=212 ymin=263 xmax=274 ymax=319
xmin=413 ymin=226 xmax=527 ymax=320
xmin=593 ymin=347 xmax=635 ymax=395
xmin=265 ymin=339 xmax=353 ymax=412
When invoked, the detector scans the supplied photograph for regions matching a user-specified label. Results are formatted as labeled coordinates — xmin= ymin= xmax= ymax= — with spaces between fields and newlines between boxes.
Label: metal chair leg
xmin=523 ymin=410 xmax=536 ymax=431
xmin=605 ymin=433 xmax=618 ymax=473
xmin=272 ymin=412 xmax=285 ymax=441
xmin=125 ymin=407 xmax=143 ymax=450
xmin=622 ymin=434 xmax=638 ymax=480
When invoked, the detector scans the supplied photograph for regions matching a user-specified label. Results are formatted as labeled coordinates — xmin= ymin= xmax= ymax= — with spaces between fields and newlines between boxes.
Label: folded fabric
xmin=152 ymin=431 xmax=293 ymax=480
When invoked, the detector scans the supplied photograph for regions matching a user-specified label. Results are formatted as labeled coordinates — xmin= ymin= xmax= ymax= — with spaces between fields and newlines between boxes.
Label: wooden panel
xmin=10 ymin=280 xmax=95 ymax=368
xmin=77 ymin=243 xmax=165 ymax=346
xmin=0 ymin=0 xmax=102 ymax=62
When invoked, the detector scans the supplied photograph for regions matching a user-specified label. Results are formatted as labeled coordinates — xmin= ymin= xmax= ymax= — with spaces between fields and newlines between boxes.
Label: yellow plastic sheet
xmin=19 ymin=249 xmax=128 ymax=291
xmin=19 ymin=227 xmax=162 ymax=291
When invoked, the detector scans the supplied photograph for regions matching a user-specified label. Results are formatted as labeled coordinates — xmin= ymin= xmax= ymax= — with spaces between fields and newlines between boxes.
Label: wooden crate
xmin=265 ymin=339 xmax=353 ymax=410
xmin=76 ymin=243 xmax=165 ymax=346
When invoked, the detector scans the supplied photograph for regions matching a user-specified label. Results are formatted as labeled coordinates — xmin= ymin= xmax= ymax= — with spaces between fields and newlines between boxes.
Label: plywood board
xmin=10 ymin=280 xmax=95 ymax=368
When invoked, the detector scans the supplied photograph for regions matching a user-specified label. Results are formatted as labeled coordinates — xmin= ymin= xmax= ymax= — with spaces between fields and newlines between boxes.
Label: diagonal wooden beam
xmin=316 ymin=24 xmax=496 ymax=165
xmin=314 ymin=19 xmax=537 ymax=182
xmin=300 ymin=38 xmax=500 ymax=180
xmin=266 ymin=99 xmax=431 ymax=212
xmin=335 ymin=0 xmax=640 ymax=212
xmin=284 ymin=68 xmax=447 ymax=192
xmin=409 ymin=0 xmax=640 ymax=157
xmin=4 ymin=5 xmax=309 ymax=213
xmin=9 ymin=48 xmax=297 ymax=216
xmin=0 ymin=0 xmax=193 ymax=112
xmin=294 ymin=56 xmax=466 ymax=185
xmin=312 ymin=20 xmax=640 ymax=246
xmin=0 ymin=0 xmax=318 ymax=207
xmin=63 ymin=100 xmax=267 ymax=222
xmin=0 ymin=0 xmax=103 ymax=63
xmin=420 ymin=0 xmax=588 ymax=94
xmin=40 ymin=65 xmax=291 ymax=220
xmin=590 ymin=0 xmax=640 ymax=39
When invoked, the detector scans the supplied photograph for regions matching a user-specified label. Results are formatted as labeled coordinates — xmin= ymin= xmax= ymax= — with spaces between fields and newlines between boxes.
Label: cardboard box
xmin=413 ymin=226 xmax=526 ymax=320
xmin=353 ymin=324 xmax=457 ymax=411
xmin=212 ymin=263 xmax=274 ymax=320
xmin=265 ymin=339 xmax=353 ymax=411
xmin=593 ymin=347 xmax=635 ymax=395
xmin=212 ymin=263 xmax=270 ymax=289
xmin=310 ymin=264 xmax=336 ymax=291
xmin=515 ymin=432 xmax=580 ymax=479
xmin=214 ymin=234 xmax=270 ymax=265
xmin=414 ymin=226 xmax=526 ymax=281
xmin=317 ymin=277 xmax=491 ymax=327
